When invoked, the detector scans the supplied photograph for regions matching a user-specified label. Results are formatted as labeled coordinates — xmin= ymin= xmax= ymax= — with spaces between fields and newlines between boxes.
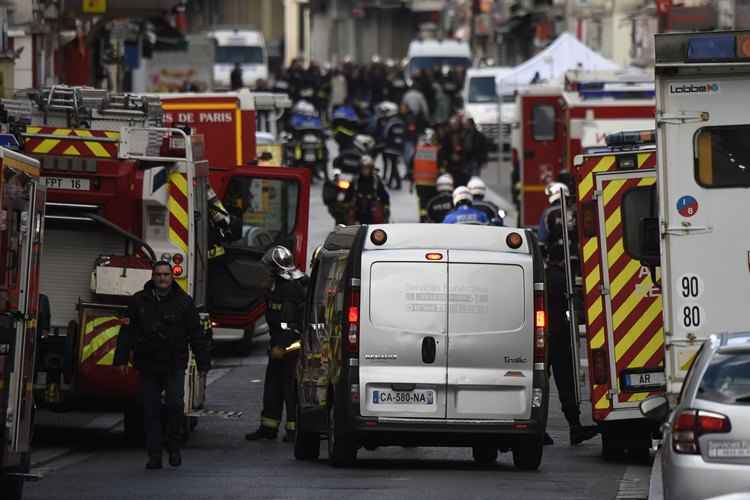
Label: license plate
xmin=708 ymin=440 xmax=750 ymax=458
xmin=622 ymin=370 xmax=666 ymax=390
xmin=43 ymin=177 xmax=90 ymax=191
xmin=372 ymin=389 xmax=434 ymax=406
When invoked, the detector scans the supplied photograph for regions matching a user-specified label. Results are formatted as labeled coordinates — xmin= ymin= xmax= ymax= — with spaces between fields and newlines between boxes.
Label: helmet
xmin=353 ymin=134 xmax=375 ymax=154
xmin=453 ymin=186 xmax=473 ymax=206
xmin=292 ymin=100 xmax=316 ymax=117
xmin=206 ymin=186 xmax=230 ymax=227
xmin=371 ymin=54 xmax=381 ymax=64
xmin=262 ymin=245 xmax=295 ymax=274
xmin=386 ymin=58 xmax=396 ymax=68
xmin=331 ymin=167 xmax=342 ymax=178
xmin=375 ymin=101 xmax=398 ymax=118
xmin=467 ymin=177 xmax=487 ymax=200
xmin=436 ymin=173 xmax=454 ymax=193
xmin=545 ymin=182 xmax=570 ymax=204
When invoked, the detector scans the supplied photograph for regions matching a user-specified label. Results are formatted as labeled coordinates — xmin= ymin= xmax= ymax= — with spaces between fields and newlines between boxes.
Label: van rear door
xmin=360 ymin=250 xmax=447 ymax=419
xmin=446 ymin=251 xmax=533 ymax=420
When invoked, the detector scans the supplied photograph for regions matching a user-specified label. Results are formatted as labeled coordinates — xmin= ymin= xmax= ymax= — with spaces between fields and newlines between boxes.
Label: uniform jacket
xmin=442 ymin=204 xmax=490 ymax=225
xmin=265 ymin=276 xmax=308 ymax=349
xmin=114 ymin=281 xmax=210 ymax=374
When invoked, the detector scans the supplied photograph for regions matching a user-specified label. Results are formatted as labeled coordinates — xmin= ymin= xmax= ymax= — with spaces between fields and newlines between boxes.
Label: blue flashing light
xmin=687 ymin=35 xmax=736 ymax=61
xmin=0 ymin=134 xmax=20 ymax=149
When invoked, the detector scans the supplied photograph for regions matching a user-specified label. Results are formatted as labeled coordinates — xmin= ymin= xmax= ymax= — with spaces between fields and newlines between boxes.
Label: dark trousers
xmin=142 ymin=369 xmax=185 ymax=455
xmin=260 ymin=351 xmax=299 ymax=432
xmin=416 ymin=185 xmax=437 ymax=222
xmin=549 ymin=335 xmax=581 ymax=427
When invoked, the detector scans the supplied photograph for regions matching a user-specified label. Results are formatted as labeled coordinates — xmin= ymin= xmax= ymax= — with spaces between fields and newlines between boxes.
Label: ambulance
xmin=624 ymin=30 xmax=750 ymax=395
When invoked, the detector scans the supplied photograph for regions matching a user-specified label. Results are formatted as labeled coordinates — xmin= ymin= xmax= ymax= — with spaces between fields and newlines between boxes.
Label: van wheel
xmin=601 ymin=430 xmax=626 ymax=460
xmin=327 ymin=403 xmax=357 ymax=467
xmin=472 ymin=445 xmax=498 ymax=465
xmin=512 ymin=435 xmax=544 ymax=471
xmin=294 ymin=407 xmax=320 ymax=461
xmin=0 ymin=476 xmax=23 ymax=500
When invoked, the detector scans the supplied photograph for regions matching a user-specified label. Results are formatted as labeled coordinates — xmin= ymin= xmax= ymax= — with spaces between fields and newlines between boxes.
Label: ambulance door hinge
xmin=592 ymin=189 xmax=602 ymax=200
xmin=599 ymin=285 xmax=610 ymax=296
xmin=657 ymin=111 xmax=710 ymax=125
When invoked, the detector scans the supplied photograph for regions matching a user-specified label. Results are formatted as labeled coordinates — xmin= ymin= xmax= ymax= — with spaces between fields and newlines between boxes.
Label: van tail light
xmin=346 ymin=289 xmax=361 ymax=353
xmin=592 ymin=348 xmax=609 ymax=385
xmin=534 ymin=287 xmax=546 ymax=364
xmin=673 ymin=410 xmax=731 ymax=454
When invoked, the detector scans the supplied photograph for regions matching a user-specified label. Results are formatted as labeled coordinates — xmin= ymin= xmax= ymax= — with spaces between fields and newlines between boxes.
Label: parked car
xmin=640 ymin=332 xmax=750 ymax=500
xmin=294 ymin=224 xmax=549 ymax=468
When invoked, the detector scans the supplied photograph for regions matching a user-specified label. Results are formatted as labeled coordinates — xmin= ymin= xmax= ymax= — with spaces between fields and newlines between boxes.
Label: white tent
xmin=495 ymin=32 xmax=621 ymax=91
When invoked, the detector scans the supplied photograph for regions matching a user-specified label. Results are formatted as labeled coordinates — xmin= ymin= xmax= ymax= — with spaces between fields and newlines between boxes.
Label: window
xmin=468 ymin=77 xmax=496 ymax=103
xmin=215 ymin=46 xmax=265 ymax=64
xmin=696 ymin=352 xmax=750 ymax=405
xmin=223 ymin=177 xmax=298 ymax=251
xmin=532 ymin=105 xmax=555 ymax=141
xmin=695 ymin=125 xmax=750 ymax=188
xmin=408 ymin=57 xmax=471 ymax=76
xmin=622 ymin=185 xmax=657 ymax=260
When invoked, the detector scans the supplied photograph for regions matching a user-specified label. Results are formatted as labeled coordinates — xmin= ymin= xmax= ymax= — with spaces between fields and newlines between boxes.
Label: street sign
xmin=82 ymin=0 xmax=107 ymax=14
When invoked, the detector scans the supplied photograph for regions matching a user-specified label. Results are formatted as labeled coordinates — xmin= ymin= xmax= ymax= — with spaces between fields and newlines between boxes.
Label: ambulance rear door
xmin=655 ymin=34 xmax=750 ymax=393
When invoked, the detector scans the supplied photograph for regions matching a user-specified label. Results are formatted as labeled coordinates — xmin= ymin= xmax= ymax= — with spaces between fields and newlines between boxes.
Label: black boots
xmin=570 ymin=425 xmax=599 ymax=446
xmin=245 ymin=426 xmax=278 ymax=441
xmin=145 ymin=454 xmax=162 ymax=470
xmin=169 ymin=450 xmax=182 ymax=467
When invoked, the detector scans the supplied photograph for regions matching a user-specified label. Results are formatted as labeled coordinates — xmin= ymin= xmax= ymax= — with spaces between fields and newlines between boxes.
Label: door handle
xmin=422 ymin=336 xmax=436 ymax=364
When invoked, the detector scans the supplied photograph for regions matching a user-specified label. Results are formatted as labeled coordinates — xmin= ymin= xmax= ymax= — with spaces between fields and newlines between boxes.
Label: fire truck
xmin=153 ymin=90 xmax=309 ymax=354
xmin=572 ymin=131 xmax=664 ymax=458
xmin=514 ymin=71 xmax=655 ymax=227
xmin=0 ymin=146 xmax=45 ymax=500
xmin=623 ymin=30 xmax=750 ymax=396
xmin=0 ymin=86 xmax=212 ymax=439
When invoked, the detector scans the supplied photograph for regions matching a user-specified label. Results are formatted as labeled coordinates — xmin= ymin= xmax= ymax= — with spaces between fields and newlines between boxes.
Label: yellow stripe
xmin=26 ymin=126 xmax=42 ymax=134
xmin=168 ymin=196 xmax=189 ymax=228
xmin=638 ymin=177 xmax=656 ymax=187
xmin=579 ymin=156 xmax=614 ymax=200
xmin=168 ymin=226 xmax=189 ymax=253
xmin=3 ymin=156 xmax=40 ymax=177
xmin=81 ymin=325 xmax=121 ymax=363
xmin=62 ymin=145 xmax=80 ymax=156
xmin=595 ymin=391 xmax=609 ymax=410
xmin=175 ymin=277 xmax=188 ymax=292
xmin=84 ymin=317 xmax=112 ymax=332
xmin=97 ymin=348 xmax=116 ymax=366
xmin=610 ymin=260 xmax=642 ymax=305
xmin=627 ymin=327 xmax=664 ymax=369
xmin=614 ymin=299 xmax=662 ymax=360
xmin=628 ymin=392 xmax=650 ymax=401
xmin=104 ymin=131 xmax=120 ymax=140
xmin=590 ymin=327 xmax=605 ymax=349
xmin=34 ymin=139 xmax=61 ymax=154
xmin=169 ymin=171 xmax=188 ymax=197
xmin=606 ymin=238 xmax=625 ymax=269
xmin=637 ymin=153 xmax=651 ymax=168
xmin=605 ymin=207 xmax=622 ymax=238
xmin=583 ymin=238 xmax=598 ymax=263
xmin=85 ymin=141 xmax=111 ymax=157
xmin=51 ymin=128 xmax=74 ymax=136
xmin=162 ymin=103 xmax=237 ymax=111
xmin=235 ymin=108 xmax=242 ymax=166
xmin=585 ymin=264 xmax=600 ymax=294
xmin=588 ymin=298 xmax=603 ymax=326
xmin=602 ymin=178 xmax=626 ymax=207
xmin=680 ymin=352 xmax=697 ymax=371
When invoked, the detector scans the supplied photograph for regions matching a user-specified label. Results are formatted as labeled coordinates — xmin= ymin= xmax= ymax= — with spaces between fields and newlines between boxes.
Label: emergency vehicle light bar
xmin=605 ymin=130 xmax=656 ymax=147
xmin=656 ymin=30 xmax=750 ymax=65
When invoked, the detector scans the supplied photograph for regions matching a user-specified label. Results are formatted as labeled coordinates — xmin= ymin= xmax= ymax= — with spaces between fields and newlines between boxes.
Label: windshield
xmin=223 ymin=177 xmax=298 ymax=250
xmin=697 ymin=352 xmax=750 ymax=405
xmin=409 ymin=56 xmax=471 ymax=76
xmin=468 ymin=77 xmax=497 ymax=103
xmin=216 ymin=46 xmax=265 ymax=65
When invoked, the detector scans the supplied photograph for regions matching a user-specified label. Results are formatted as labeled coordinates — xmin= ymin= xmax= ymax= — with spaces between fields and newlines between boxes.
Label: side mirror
xmin=639 ymin=395 xmax=670 ymax=423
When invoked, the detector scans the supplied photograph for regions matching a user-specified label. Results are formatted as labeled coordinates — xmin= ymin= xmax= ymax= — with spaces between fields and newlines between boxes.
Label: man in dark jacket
xmin=114 ymin=261 xmax=211 ymax=469
xmin=230 ymin=62 xmax=243 ymax=91
xmin=345 ymin=155 xmax=390 ymax=224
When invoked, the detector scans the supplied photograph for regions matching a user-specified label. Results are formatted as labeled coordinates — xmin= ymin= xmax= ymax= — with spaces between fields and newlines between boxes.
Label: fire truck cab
xmin=0 ymin=86 xmax=212 ymax=439
xmin=0 ymin=147 xmax=45 ymax=500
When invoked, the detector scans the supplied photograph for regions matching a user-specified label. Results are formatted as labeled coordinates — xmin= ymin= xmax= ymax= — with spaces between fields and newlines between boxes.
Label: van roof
xmin=407 ymin=39 xmax=471 ymax=58
xmin=362 ymin=224 xmax=531 ymax=254
xmin=209 ymin=29 xmax=265 ymax=46
xmin=466 ymin=66 xmax=513 ymax=78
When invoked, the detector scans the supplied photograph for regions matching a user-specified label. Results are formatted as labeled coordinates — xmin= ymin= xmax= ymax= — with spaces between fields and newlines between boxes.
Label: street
xmin=25 ymin=158 xmax=651 ymax=500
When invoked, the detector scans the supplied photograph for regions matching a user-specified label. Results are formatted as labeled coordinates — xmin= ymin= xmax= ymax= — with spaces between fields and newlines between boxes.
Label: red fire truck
xmin=0 ymin=86 xmax=214 ymax=438
xmin=0 ymin=146 xmax=46 ymax=500
xmin=155 ymin=90 xmax=309 ymax=353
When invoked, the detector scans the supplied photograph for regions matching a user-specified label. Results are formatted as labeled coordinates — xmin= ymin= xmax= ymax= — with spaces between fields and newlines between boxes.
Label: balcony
xmin=66 ymin=0 xmax=182 ymax=18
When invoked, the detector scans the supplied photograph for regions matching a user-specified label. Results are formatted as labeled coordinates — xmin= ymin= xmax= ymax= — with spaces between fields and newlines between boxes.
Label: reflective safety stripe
xmin=285 ymin=421 xmax=296 ymax=431
xmin=81 ymin=316 xmax=122 ymax=366
xmin=208 ymin=245 xmax=225 ymax=259
xmin=261 ymin=417 xmax=280 ymax=429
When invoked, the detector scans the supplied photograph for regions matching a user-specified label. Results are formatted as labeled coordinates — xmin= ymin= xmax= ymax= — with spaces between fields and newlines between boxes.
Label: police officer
xmin=442 ymin=186 xmax=490 ymax=225
xmin=344 ymin=155 xmax=390 ymax=224
xmin=467 ymin=176 xmax=504 ymax=226
xmin=545 ymin=243 xmax=599 ymax=446
xmin=114 ymin=261 xmax=211 ymax=469
xmin=246 ymin=246 xmax=307 ymax=443
xmin=425 ymin=173 xmax=454 ymax=223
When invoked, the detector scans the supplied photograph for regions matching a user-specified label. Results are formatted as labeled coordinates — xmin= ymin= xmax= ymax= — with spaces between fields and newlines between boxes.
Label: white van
xmin=462 ymin=66 xmax=512 ymax=150
xmin=209 ymin=29 xmax=269 ymax=89
xmin=405 ymin=39 xmax=472 ymax=84
xmin=295 ymin=224 xmax=550 ymax=469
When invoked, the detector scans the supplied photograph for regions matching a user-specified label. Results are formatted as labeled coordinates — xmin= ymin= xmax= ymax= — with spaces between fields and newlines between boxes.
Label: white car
xmin=461 ymin=66 xmax=512 ymax=151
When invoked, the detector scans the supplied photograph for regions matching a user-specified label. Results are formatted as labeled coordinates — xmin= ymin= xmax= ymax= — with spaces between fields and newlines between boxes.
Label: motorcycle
xmin=285 ymin=101 xmax=328 ymax=180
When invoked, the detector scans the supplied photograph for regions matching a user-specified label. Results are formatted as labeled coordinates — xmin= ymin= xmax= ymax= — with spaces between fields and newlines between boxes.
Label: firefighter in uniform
xmin=467 ymin=176 xmax=504 ymax=226
xmin=412 ymin=129 xmax=439 ymax=221
xmin=246 ymin=246 xmax=308 ymax=443
xmin=442 ymin=186 xmax=490 ymax=225
xmin=425 ymin=173 xmax=455 ymax=223
xmin=344 ymin=155 xmax=390 ymax=224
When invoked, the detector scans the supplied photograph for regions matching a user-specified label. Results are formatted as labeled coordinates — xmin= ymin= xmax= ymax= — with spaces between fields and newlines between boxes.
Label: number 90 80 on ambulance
xmin=294 ymin=224 xmax=550 ymax=469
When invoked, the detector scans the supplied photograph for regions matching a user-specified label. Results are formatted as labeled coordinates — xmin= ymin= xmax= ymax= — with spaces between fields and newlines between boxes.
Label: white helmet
xmin=545 ymin=182 xmax=570 ymax=204
xmin=467 ymin=176 xmax=487 ymax=200
xmin=353 ymin=134 xmax=375 ymax=154
xmin=376 ymin=101 xmax=399 ymax=118
xmin=436 ymin=173 xmax=454 ymax=193
xmin=292 ymin=100 xmax=316 ymax=117
xmin=452 ymin=186 xmax=473 ymax=206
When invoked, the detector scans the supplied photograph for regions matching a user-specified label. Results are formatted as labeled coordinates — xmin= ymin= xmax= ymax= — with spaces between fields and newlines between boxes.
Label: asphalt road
xmin=26 ymin=155 xmax=652 ymax=500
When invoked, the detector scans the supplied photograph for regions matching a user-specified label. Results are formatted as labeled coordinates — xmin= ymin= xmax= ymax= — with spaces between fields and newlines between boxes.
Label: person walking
xmin=114 ymin=261 xmax=211 ymax=470
xmin=230 ymin=62 xmax=243 ymax=91
xmin=246 ymin=246 xmax=308 ymax=443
